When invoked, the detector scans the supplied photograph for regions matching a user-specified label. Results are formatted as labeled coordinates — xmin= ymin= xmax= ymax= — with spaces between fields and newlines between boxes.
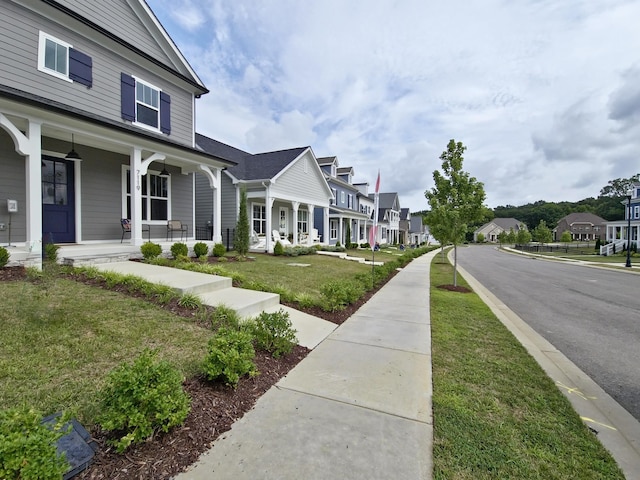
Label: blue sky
xmin=146 ymin=0 xmax=640 ymax=212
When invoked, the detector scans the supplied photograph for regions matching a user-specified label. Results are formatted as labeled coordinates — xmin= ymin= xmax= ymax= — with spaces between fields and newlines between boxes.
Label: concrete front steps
xmin=88 ymin=261 xmax=337 ymax=349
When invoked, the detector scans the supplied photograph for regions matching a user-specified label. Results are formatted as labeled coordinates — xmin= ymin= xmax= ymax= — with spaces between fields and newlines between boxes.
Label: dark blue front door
xmin=42 ymin=157 xmax=75 ymax=243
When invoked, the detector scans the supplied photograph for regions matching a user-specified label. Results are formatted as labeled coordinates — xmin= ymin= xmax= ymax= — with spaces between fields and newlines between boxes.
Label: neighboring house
xmin=553 ymin=213 xmax=606 ymax=241
xmin=602 ymin=184 xmax=640 ymax=250
xmin=354 ymin=182 xmax=375 ymax=245
xmin=0 ymin=0 xmax=233 ymax=267
xmin=399 ymin=208 xmax=410 ymax=245
xmin=373 ymin=192 xmax=401 ymax=245
xmin=409 ymin=215 xmax=427 ymax=246
xmin=317 ymin=157 xmax=371 ymax=246
xmin=474 ymin=218 xmax=527 ymax=242
xmin=196 ymin=134 xmax=333 ymax=252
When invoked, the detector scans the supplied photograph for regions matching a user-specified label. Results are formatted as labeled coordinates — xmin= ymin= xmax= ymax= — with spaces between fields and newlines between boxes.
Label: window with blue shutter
xmin=69 ymin=48 xmax=92 ymax=87
xmin=121 ymin=73 xmax=171 ymax=134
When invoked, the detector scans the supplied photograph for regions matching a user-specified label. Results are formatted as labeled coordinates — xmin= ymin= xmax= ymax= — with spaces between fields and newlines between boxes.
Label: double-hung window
xmin=124 ymin=169 xmax=169 ymax=221
xmin=121 ymin=73 xmax=171 ymax=134
xmin=329 ymin=220 xmax=338 ymax=240
xmin=298 ymin=210 xmax=309 ymax=234
xmin=252 ymin=204 xmax=266 ymax=235
xmin=330 ymin=188 xmax=337 ymax=205
xmin=38 ymin=31 xmax=92 ymax=86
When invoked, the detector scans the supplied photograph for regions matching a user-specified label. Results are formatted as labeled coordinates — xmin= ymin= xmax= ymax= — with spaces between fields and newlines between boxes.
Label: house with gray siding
xmin=0 ymin=0 xmax=233 ymax=267
xmin=473 ymin=217 xmax=527 ymax=242
xmin=196 ymin=134 xmax=333 ymax=252
xmin=373 ymin=192 xmax=401 ymax=245
xmin=317 ymin=157 xmax=372 ymax=246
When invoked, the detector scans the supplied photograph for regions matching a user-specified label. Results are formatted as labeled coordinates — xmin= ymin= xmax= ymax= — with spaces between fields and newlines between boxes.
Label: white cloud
xmin=147 ymin=0 xmax=640 ymax=211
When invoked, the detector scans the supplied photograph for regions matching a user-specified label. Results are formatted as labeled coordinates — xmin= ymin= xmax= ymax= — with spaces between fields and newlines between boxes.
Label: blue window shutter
xmin=69 ymin=48 xmax=92 ymax=87
xmin=121 ymin=73 xmax=136 ymax=122
xmin=160 ymin=91 xmax=171 ymax=134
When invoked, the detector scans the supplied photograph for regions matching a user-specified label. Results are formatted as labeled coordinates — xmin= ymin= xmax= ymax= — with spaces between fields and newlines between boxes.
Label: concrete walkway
xmin=175 ymin=250 xmax=436 ymax=480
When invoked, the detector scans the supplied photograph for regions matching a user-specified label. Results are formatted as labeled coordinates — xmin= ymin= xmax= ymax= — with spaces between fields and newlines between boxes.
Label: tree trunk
xmin=453 ymin=244 xmax=458 ymax=286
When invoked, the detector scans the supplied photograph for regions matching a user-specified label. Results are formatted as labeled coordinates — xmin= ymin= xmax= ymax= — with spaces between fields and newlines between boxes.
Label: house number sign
xmin=136 ymin=169 xmax=141 ymax=191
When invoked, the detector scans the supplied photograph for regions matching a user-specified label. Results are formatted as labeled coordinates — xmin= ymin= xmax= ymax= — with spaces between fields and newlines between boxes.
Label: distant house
xmin=372 ymin=192 xmax=401 ymax=245
xmin=553 ymin=213 xmax=606 ymax=241
xmin=474 ymin=218 xmax=526 ymax=243
xmin=602 ymin=184 xmax=640 ymax=250
xmin=399 ymin=208 xmax=410 ymax=245
xmin=409 ymin=215 xmax=428 ymax=246
xmin=195 ymin=134 xmax=333 ymax=252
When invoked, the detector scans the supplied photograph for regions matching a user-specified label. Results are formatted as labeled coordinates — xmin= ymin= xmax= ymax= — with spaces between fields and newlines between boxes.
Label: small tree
xmin=533 ymin=219 xmax=553 ymax=245
xmin=517 ymin=228 xmax=532 ymax=245
xmin=560 ymin=230 xmax=572 ymax=246
xmin=507 ymin=228 xmax=517 ymax=246
xmin=234 ymin=187 xmax=250 ymax=256
xmin=425 ymin=139 xmax=486 ymax=286
xmin=345 ymin=223 xmax=352 ymax=248
xmin=497 ymin=230 xmax=508 ymax=247
xmin=476 ymin=233 xmax=485 ymax=243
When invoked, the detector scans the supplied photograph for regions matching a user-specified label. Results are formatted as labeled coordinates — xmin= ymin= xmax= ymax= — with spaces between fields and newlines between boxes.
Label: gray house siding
xmin=271 ymin=156 xmax=328 ymax=204
xmin=0 ymin=131 xmax=27 ymax=243
xmin=55 ymin=0 xmax=175 ymax=67
xmin=219 ymin=174 xmax=238 ymax=237
xmin=194 ymin=173 xmax=213 ymax=230
xmin=0 ymin=2 xmax=194 ymax=146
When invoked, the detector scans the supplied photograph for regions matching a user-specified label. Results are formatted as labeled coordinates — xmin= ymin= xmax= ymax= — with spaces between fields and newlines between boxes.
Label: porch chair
xmin=310 ymin=228 xmax=322 ymax=244
xmin=167 ymin=220 xmax=188 ymax=241
xmin=272 ymin=230 xmax=292 ymax=246
xmin=121 ymin=218 xmax=150 ymax=243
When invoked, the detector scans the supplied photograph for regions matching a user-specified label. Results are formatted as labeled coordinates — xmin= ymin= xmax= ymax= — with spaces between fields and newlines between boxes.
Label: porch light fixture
xmin=626 ymin=190 xmax=632 ymax=268
xmin=160 ymin=161 xmax=170 ymax=176
xmin=65 ymin=134 xmax=82 ymax=160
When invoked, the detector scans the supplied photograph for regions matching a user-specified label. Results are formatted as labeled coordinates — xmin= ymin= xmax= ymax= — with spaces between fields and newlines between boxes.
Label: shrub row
xmin=140 ymin=241 xmax=227 ymax=260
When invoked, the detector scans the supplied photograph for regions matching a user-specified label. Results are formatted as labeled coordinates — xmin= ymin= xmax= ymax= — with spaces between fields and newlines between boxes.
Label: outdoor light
xmin=626 ymin=190 xmax=632 ymax=268
xmin=160 ymin=161 xmax=170 ymax=176
xmin=65 ymin=134 xmax=82 ymax=160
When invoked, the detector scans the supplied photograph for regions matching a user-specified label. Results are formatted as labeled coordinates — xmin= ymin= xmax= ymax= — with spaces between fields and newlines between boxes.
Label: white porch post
xmin=130 ymin=148 xmax=144 ymax=246
xmin=307 ymin=205 xmax=315 ymax=245
xmin=198 ymin=165 xmax=222 ymax=242
xmin=292 ymin=201 xmax=299 ymax=244
xmin=0 ymin=114 xmax=43 ymax=267
xmin=324 ymin=208 xmax=329 ymax=244
xmin=24 ymin=121 xmax=42 ymax=258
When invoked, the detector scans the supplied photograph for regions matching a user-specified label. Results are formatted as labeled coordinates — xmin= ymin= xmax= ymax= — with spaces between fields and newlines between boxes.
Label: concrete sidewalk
xmin=176 ymin=250 xmax=436 ymax=480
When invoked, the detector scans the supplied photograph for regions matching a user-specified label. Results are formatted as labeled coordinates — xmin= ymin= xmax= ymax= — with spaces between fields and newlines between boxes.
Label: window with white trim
xmin=340 ymin=191 xmax=345 ymax=204
xmin=253 ymin=204 xmax=266 ymax=235
xmin=136 ymin=78 xmax=160 ymax=129
xmin=39 ymin=32 xmax=70 ymax=80
xmin=635 ymin=206 xmax=639 ymax=219
xmin=38 ymin=31 xmax=93 ymax=86
xmin=330 ymin=188 xmax=337 ymax=205
xmin=347 ymin=194 xmax=353 ymax=209
xmin=124 ymin=168 xmax=169 ymax=221
xmin=298 ymin=210 xmax=309 ymax=234
xmin=121 ymin=74 xmax=171 ymax=134
xmin=330 ymin=219 xmax=338 ymax=240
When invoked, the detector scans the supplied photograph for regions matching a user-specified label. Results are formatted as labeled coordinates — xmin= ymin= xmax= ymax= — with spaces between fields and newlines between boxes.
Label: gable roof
xmin=400 ymin=208 xmax=410 ymax=220
xmin=195 ymin=133 xmax=309 ymax=181
xmin=558 ymin=212 xmax=607 ymax=225
xmin=317 ymin=156 xmax=337 ymax=166
xmin=492 ymin=217 xmax=525 ymax=230
xmin=410 ymin=216 xmax=424 ymax=232
xmin=377 ymin=192 xmax=400 ymax=210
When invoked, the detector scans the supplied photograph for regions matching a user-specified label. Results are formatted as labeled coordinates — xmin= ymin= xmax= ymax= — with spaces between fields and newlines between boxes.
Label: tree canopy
xmin=425 ymin=139 xmax=486 ymax=285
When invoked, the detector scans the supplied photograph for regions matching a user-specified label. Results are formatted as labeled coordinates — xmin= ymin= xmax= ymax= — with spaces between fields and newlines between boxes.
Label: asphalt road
xmin=455 ymin=245 xmax=640 ymax=422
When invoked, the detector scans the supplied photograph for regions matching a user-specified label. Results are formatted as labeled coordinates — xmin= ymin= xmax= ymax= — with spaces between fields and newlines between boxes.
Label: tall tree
xmin=425 ymin=139 xmax=486 ymax=286
xmin=599 ymin=174 xmax=640 ymax=198
xmin=234 ymin=187 xmax=250 ymax=256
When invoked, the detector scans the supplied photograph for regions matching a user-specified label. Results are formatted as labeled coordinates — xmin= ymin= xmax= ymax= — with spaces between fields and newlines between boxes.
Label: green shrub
xmin=212 ymin=243 xmax=226 ymax=257
xmin=217 ymin=256 xmax=228 ymax=263
xmin=193 ymin=242 xmax=209 ymax=258
xmin=250 ymin=309 xmax=297 ymax=358
xmin=0 ymin=246 xmax=9 ymax=268
xmin=210 ymin=305 xmax=242 ymax=331
xmin=273 ymin=241 xmax=285 ymax=256
xmin=140 ymin=242 xmax=162 ymax=260
xmin=178 ymin=293 xmax=202 ymax=309
xmin=97 ymin=349 xmax=190 ymax=453
xmin=44 ymin=242 xmax=59 ymax=262
xmin=0 ymin=407 xmax=69 ymax=480
xmin=170 ymin=242 xmax=188 ymax=259
xmin=320 ymin=279 xmax=365 ymax=312
xmin=203 ymin=328 xmax=257 ymax=387
xmin=283 ymin=246 xmax=317 ymax=256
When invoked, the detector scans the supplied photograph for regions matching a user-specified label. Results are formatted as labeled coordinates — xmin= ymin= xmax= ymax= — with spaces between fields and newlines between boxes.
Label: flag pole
xmin=370 ymin=170 xmax=380 ymax=286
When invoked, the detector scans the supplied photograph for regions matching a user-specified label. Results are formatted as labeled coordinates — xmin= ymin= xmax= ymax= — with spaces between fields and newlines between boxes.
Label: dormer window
xmin=331 ymin=164 xmax=337 ymax=177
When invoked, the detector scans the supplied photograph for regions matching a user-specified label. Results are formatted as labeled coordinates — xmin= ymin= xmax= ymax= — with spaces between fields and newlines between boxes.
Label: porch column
xmin=292 ymin=201 xmax=299 ymax=244
xmin=0 ymin=114 xmax=42 ymax=266
xmin=307 ymin=205 xmax=314 ymax=245
xmin=129 ymin=148 xmax=144 ymax=246
xmin=324 ymin=208 xmax=329 ymax=245
xmin=198 ymin=165 xmax=222 ymax=243
xmin=265 ymin=189 xmax=274 ymax=252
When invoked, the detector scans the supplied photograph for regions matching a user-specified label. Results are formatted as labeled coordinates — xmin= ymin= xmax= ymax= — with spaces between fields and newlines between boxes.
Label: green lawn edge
xmin=430 ymin=255 xmax=624 ymax=479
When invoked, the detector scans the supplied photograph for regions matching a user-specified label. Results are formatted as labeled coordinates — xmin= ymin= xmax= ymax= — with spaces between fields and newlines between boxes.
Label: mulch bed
xmin=0 ymin=262 xmax=398 ymax=479
xmin=437 ymin=284 xmax=472 ymax=293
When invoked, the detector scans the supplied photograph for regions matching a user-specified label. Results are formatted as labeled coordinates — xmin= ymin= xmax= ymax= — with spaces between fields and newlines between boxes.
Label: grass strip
xmin=430 ymin=256 xmax=624 ymax=479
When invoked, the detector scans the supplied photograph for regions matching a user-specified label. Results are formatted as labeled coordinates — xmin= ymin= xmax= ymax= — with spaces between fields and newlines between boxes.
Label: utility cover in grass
xmin=287 ymin=263 xmax=311 ymax=267
xmin=42 ymin=413 xmax=98 ymax=479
